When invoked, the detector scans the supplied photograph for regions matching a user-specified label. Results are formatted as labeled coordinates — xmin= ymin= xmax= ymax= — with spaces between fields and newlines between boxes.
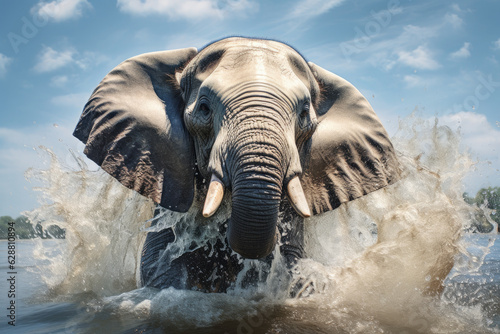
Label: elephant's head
xmin=74 ymin=37 xmax=400 ymax=259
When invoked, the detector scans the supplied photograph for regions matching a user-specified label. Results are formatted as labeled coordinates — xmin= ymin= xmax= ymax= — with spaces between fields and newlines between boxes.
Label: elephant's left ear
xmin=73 ymin=48 xmax=198 ymax=212
xmin=300 ymin=63 xmax=401 ymax=215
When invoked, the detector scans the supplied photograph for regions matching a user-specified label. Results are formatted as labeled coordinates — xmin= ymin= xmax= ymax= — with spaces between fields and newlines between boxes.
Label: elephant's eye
xmin=199 ymin=102 xmax=211 ymax=116
xmin=300 ymin=102 xmax=310 ymax=119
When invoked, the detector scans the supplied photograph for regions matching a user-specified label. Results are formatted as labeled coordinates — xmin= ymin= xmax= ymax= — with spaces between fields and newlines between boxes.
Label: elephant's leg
xmin=182 ymin=235 xmax=244 ymax=292
xmin=279 ymin=201 xmax=305 ymax=267
xmin=140 ymin=211 xmax=243 ymax=292
xmin=278 ymin=201 xmax=316 ymax=297
xmin=140 ymin=225 xmax=185 ymax=289
xmin=140 ymin=206 xmax=190 ymax=289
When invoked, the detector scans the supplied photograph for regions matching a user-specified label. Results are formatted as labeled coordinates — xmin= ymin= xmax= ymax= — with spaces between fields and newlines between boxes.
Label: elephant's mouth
xmin=202 ymin=173 xmax=310 ymax=259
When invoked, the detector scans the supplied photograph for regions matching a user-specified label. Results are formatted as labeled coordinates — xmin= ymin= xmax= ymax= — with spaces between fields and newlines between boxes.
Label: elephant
xmin=73 ymin=37 xmax=400 ymax=293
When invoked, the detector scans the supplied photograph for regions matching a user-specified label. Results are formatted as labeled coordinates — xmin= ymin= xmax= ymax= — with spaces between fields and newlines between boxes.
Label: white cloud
xmin=74 ymin=51 xmax=108 ymax=70
xmin=31 ymin=0 xmax=92 ymax=22
xmin=450 ymin=42 xmax=471 ymax=59
xmin=333 ymin=23 xmax=440 ymax=72
xmin=34 ymin=46 xmax=105 ymax=73
xmin=404 ymin=75 xmax=425 ymax=88
xmin=287 ymin=0 xmax=346 ymax=21
xmin=50 ymin=75 xmax=69 ymax=87
xmin=403 ymin=74 xmax=442 ymax=89
xmin=438 ymin=112 xmax=500 ymax=193
xmin=451 ymin=4 xmax=462 ymax=12
xmin=51 ymin=92 xmax=90 ymax=109
xmin=34 ymin=46 xmax=76 ymax=73
xmin=0 ymin=53 xmax=12 ymax=77
xmin=440 ymin=112 xmax=500 ymax=157
xmin=397 ymin=45 xmax=440 ymax=70
xmin=444 ymin=12 xmax=463 ymax=29
xmin=117 ymin=0 xmax=257 ymax=20
xmin=493 ymin=38 xmax=500 ymax=50
xmin=333 ymin=7 xmax=469 ymax=71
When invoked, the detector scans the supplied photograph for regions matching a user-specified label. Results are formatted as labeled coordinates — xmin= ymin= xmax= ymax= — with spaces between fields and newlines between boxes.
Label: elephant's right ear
xmin=73 ymin=48 xmax=198 ymax=212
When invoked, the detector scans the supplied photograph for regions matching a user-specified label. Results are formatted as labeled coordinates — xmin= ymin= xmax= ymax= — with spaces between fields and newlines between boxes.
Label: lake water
xmin=0 ymin=235 xmax=498 ymax=334
xmin=1 ymin=116 xmax=499 ymax=333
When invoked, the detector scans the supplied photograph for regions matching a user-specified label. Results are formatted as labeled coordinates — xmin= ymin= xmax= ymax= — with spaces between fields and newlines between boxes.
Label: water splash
xmin=25 ymin=113 xmax=499 ymax=333
xmin=25 ymin=148 xmax=155 ymax=295
xmin=291 ymin=112 xmax=495 ymax=332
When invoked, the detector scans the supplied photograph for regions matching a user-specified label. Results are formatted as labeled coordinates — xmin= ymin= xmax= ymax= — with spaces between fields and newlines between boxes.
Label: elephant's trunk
xmin=228 ymin=172 xmax=282 ymax=259
xmin=225 ymin=116 xmax=287 ymax=259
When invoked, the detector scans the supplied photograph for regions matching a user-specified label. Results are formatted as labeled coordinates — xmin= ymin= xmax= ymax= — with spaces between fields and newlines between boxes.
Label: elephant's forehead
xmin=200 ymin=38 xmax=303 ymax=77
xmin=217 ymin=50 xmax=294 ymax=80
xmin=191 ymin=38 xmax=313 ymax=100
xmin=205 ymin=57 xmax=308 ymax=104
xmin=208 ymin=37 xmax=289 ymax=55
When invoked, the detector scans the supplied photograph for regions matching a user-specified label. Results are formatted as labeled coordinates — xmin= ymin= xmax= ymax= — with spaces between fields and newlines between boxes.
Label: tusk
xmin=287 ymin=176 xmax=311 ymax=218
xmin=203 ymin=174 xmax=224 ymax=218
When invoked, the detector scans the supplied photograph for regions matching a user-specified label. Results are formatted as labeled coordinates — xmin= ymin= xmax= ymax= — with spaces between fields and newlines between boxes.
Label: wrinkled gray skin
xmin=74 ymin=38 xmax=400 ymax=284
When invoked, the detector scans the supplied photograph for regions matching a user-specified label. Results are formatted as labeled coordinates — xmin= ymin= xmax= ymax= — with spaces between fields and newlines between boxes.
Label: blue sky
xmin=1 ymin=0 xmax=499 ymax=217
